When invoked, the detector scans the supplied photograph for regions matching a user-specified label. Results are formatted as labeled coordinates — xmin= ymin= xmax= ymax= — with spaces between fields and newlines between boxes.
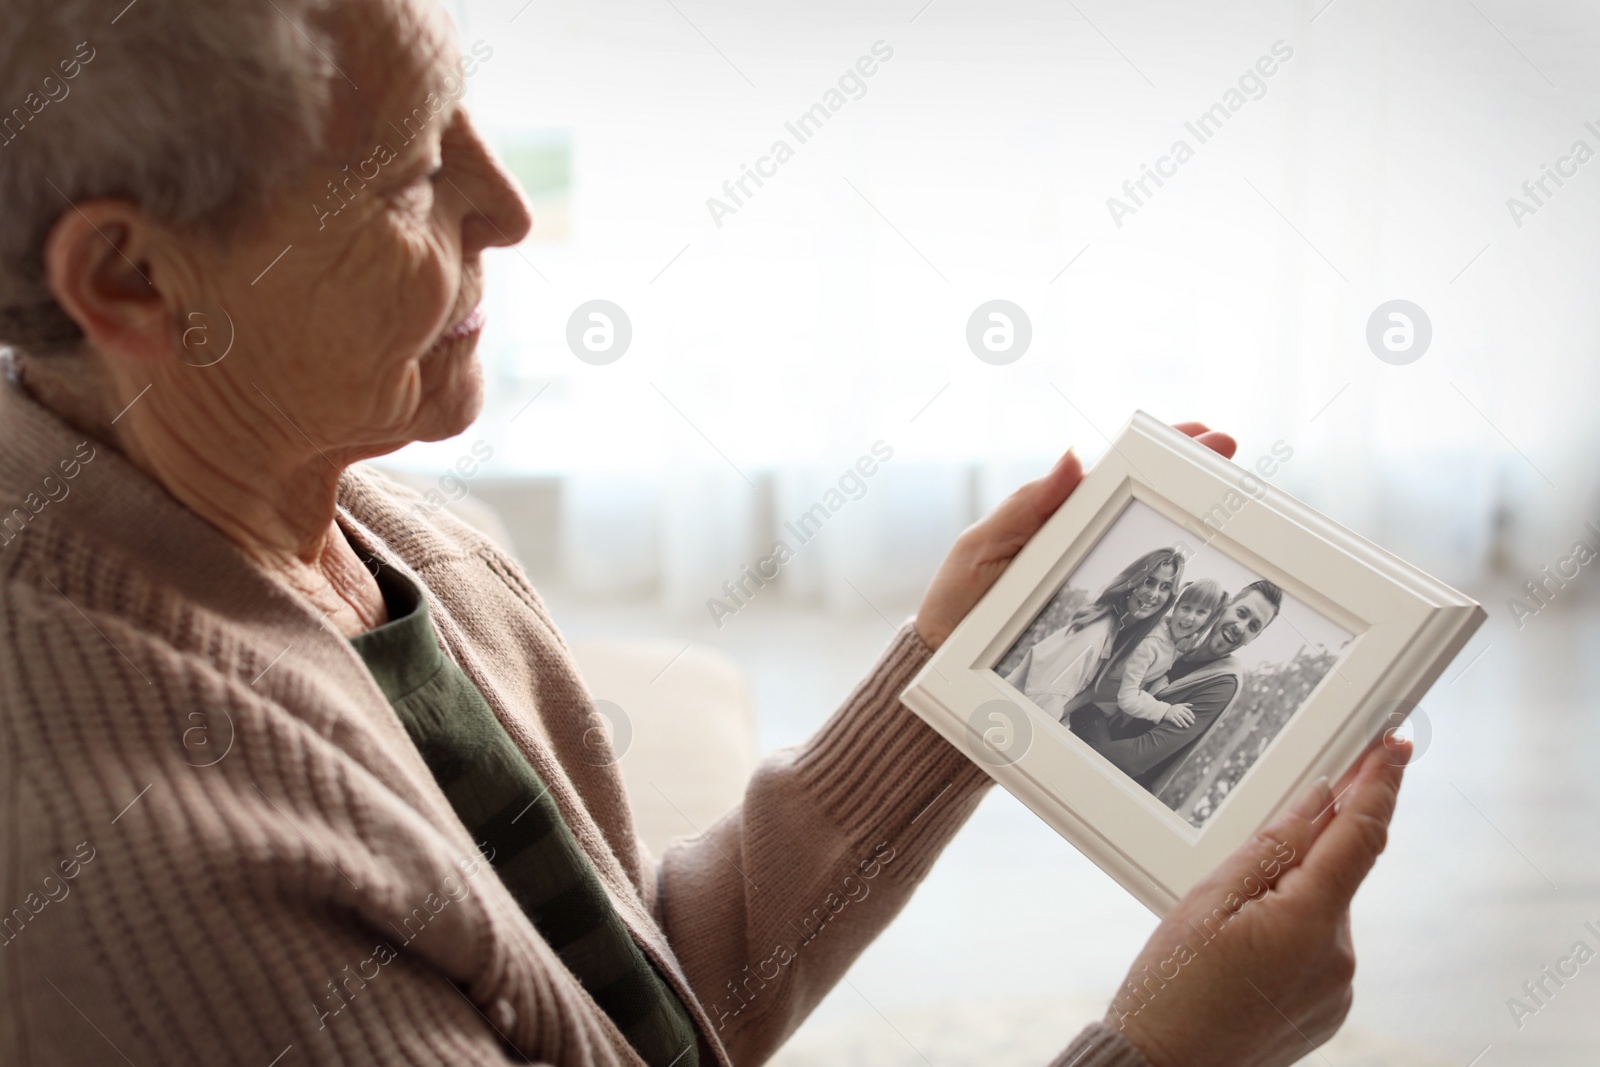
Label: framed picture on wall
xmin=900 ymin=412 xmax=1485 ymax=915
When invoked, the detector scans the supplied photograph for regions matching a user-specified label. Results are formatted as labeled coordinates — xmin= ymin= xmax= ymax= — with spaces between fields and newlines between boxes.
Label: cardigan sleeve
xmin=1049 ymin=1023 xmax=1155 ymax=1066
xmin=651 ymin=620 xmax=1002 ymax=1065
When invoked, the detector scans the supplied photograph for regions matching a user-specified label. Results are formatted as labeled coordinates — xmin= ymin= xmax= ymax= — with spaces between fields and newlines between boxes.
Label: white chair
xmin=567 ymin=638 xmax=759 ymax=858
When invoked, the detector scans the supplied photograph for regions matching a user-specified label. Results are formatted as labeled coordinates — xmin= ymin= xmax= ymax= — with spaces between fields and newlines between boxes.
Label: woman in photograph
xmin=1002 ymin=547 xmax=1184 ymax=722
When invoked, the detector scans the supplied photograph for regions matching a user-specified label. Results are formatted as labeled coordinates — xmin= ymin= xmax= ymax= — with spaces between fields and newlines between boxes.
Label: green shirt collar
xmin=347 ymin=558 xmax=443 ymax=704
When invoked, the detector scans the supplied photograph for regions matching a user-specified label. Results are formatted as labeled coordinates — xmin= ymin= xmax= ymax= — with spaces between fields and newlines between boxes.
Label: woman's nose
xmin=454 ymin=121 xmax=534 ymax=253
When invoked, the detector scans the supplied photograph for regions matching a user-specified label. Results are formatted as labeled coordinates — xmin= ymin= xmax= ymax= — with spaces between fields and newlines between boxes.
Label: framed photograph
xmin=901 ymin=413 xmax=1485 ymax=915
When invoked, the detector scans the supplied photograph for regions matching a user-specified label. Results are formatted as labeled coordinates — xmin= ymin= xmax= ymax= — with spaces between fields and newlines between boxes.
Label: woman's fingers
xmin=1199 ymin=772 xmax=1337 ymax=902
xmin=974 ymin=448 xmax=1084 ymax=552
xmin=1192 ymin=738 xmax=1408 ymax=924
xmin=1107 ymin=729 xmax=1408 ymax=1067
xmin=981 ymin=420 xmax=1236 ymax=551
xmin=1172 ymin=420 xmax=1238 ymax=460
xmin=1295 ymin=740 xmax=1410 ymax=907
xmin=913 ymin=448 xmax=1084 ymax=649
xmin=982 ymin=420 xmax=1235 ymax=547
xmin=915 ymin=419 xmax=1234 ymax=651
xmin=1196 ymin=431 xmax=1237 ymax=458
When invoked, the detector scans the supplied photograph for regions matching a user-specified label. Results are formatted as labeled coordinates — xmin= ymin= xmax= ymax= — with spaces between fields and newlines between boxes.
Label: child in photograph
xmin=1105 ymin=578 xmax=1225 ymax=728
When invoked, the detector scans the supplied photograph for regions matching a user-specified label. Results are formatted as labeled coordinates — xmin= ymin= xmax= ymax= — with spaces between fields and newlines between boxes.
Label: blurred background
xmin=382 ymin=1 xmax=1600 ymax=1063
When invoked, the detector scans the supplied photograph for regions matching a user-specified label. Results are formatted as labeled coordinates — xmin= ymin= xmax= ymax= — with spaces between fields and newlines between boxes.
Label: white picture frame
xmin=900 ymin=412 xmax=1486 ymax=916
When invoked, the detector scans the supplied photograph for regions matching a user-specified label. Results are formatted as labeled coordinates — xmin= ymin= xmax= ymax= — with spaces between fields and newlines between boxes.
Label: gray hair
xmin=0 ymin=0 xmax=339 ymax=357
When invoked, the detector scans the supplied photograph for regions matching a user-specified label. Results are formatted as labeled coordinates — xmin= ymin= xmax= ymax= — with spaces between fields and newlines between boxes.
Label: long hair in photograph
xmin=1062 ymin=545 xmax=1185 ymax=656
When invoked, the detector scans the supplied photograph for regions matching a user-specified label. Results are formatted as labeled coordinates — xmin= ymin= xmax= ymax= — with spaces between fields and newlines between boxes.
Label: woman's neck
xmin=20 ymin=357 xmax=389 ymax=636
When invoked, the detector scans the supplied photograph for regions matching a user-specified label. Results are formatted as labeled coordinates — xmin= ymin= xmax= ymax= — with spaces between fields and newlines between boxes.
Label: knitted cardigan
xmin=0 ymin=375 xmax=1148 ymax=1067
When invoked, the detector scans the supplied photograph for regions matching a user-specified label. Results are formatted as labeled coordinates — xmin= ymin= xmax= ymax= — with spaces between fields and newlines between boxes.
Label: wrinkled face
xmin=186 ymin=0 xmax=531 ymax=457
xmin=1201 ymin=590 xmax=1277 ymax=657
xmin=1169 ymin=597 xmax=1213 ymax=639
xmin=1126 ymin=561 xmax=1177 ymax=620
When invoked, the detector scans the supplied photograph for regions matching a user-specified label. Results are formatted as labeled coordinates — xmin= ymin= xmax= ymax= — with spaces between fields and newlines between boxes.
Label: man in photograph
xmin=1077 ymin=579 xmax=1282 ymax=789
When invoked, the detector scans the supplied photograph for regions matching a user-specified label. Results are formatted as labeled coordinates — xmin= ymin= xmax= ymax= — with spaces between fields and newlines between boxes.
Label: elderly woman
xmin=0 ymin=1 xmax=1409 ymax=1065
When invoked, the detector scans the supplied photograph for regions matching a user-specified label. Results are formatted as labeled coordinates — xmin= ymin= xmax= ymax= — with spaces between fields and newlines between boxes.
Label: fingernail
xmin=1294 ymin=775 xmax=1332 ymax=817
xmin=1052 ymin=447 xmax=1076 ymax=471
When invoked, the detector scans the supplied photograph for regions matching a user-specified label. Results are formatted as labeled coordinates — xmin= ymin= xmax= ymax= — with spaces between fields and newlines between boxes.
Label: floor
xmin=540 ymin=577 xmax=1600 ymax=1067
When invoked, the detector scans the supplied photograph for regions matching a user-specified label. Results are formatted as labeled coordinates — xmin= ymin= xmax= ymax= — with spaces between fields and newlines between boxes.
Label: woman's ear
xmin=42 ymin=199 xmax=180 ymax=364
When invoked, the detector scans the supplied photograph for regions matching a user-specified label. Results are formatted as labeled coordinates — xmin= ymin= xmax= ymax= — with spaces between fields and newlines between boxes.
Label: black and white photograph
xmin=995 ymin=499 xmax=1352 ymax=827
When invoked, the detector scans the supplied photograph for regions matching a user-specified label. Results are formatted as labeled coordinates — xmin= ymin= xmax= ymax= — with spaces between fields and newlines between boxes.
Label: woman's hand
xmin=913 ymin=423 xmax=1237 ymax=651
xmin=1107 ymin=738 xmax=1410 ymax=1067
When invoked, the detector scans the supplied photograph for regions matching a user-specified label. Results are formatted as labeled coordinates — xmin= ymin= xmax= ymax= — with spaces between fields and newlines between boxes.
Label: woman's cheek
xmin=410 ymin=222 xmax=458 ymax=335
xmin=374 ymin=233 xmax=453 ymax=359
xmin=390 ymin=178 xmax=435 ymax=219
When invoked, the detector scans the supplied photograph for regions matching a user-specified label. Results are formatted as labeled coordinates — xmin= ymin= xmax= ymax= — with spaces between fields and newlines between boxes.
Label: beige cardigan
xmin=0 ymin=374 xmax=1147 ymax=1067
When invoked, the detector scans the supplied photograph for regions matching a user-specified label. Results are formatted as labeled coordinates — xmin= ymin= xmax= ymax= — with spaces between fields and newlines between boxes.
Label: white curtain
xmin=391 ymin=0 xmax=1600 ymax=609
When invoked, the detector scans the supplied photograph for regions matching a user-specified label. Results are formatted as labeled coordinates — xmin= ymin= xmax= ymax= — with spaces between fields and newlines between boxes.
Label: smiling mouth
xmin=435 ymin=305 xmax=485 ymax=348
xmin=1220 ymin=623 xmax=1241 ymax=644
